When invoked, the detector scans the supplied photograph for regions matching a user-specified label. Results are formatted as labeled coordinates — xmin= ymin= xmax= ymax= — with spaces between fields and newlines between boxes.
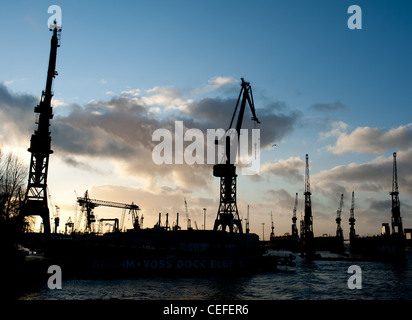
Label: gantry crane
xmin=77 ymin=190 xmax=140 ymax=233
xmin=23 ymin=21 xmax=61 ymax=234
xmin=213 ymin=78 xmax=260 ymax=234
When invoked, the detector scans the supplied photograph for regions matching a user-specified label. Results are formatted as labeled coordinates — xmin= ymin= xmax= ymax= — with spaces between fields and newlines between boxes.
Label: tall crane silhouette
xmin=336 ymin=193 xmax=344 ymax=239
xmin=23 ymin=21 xmax=61 ymax=234
xmin=213 ymin=78 xmax=260 ymax=234
xmin=349 ymin=191 xmax=356 ymax=239
xmin=390 ymin=152 xmax=403 ymax=235
xmin=301 ymin=154 xmax=315 ymax=258
xmin=291 ymin=192 xmax=298 ymax=238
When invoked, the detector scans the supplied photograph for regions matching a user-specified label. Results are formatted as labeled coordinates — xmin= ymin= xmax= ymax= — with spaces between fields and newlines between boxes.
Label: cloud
xmin=185 ymin=98 xmax=300 ymax=149
xmin=0 ymin=78 xmax=300 ymax=196
xmin=319 ymin=121 xmax=348 ymax=140
xmin=260 ymin=156 xmax=304 ymax=182
xmin=208 ymin=76 xmax=238 ymax=88
xmin=0 ymin=83 xmax=38 ymax=146
xmin=312 ymin=150 xmax=412 ymax=197
xmin=326 ymin=123 xmax=412 ymax=155
xmin=309 ymin=101 xmax=348 ymax=112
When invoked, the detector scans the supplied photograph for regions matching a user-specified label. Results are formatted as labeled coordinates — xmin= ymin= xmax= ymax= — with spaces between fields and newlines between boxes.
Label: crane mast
xmin=184 ymin=198 xmax=192 ymax=230
xmin=23 ymin=22 xmax=61 ymax=234
xmin=349 ymin=191 xmax=356 ymax=239
xmin=213 ymin=78 xmax=260 ymax=234
xmin=270 ymin=211 xmax=275 ymax=240
xmin=291 ymin=193 xmax=298 ymax=238
xmin=301 ymin=154 xmax=315 ymax=258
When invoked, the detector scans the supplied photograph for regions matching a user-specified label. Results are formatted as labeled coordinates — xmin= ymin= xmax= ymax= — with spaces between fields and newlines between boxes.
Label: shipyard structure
xmin=269 ymin=152 xmax=408 ymax=262
xmin=16 ymin=25 xmax=299 ymax=278
xmin=13 ymin=24 xmax=409 ymax=283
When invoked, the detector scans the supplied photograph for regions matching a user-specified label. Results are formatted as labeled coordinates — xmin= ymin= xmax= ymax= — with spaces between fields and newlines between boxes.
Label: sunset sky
xmin=1 ymin=0 xmax=412 ymax=238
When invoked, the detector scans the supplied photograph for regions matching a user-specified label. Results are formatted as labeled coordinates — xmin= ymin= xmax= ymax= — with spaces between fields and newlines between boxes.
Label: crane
xmin=48 ymin=189 xmax=60 ymax=233
xmin=184 ymin=198 xmax=192 ymax=230
xmin=349 ymin=191 xmax=356 ymax=239
xmin=64 ymin=217 xmax=74 ymax=235
xmin=173 ymin=212 xmax=181 ymax=231
xmin=336 ymin=193 xmax=344 ymax=239
xmin=301 ymin=154 xmax=315 ymax=259
xmin=390 ymin=152 xmax=403 ymax=235
xmin=245 ymin=205 xmax=250 ymax=234
xmin=270 ymin=211 xmax=275 ymax=240
xmin=23 ymin=21 xmax=61 ymax=234
xmin=213 ymin=78 xmax=260 ymax=234
xmin=291 ymin=193 xmax=298 ymax=238
xmin=77 ymin=190 xmax=140 ymax=233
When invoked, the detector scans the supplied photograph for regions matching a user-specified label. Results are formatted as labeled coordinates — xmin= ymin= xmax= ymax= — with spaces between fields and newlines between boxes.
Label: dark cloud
xmin=0 ymin=83 xmax=37 ymax=111
xmin=0 ymin=80 xmax=300 ymax=192
xmin=185 ymin=98 xmax=301 ymax=149
xmin=260 ymin=156 xmax=304 ymax=182
xmin=0 ymin=83 xmax=38 ymax=145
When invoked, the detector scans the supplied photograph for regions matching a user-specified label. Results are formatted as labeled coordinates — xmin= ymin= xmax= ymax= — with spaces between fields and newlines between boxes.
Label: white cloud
xmin=52 ymin=98 xmax=67 ymax=108
xmin=208 ymin=76 xmax=238 ymax=88
xmin=325 ymin=123 xmax=412 ymax=155
xmin=260 ymin=156 xmax=304 ymax=182
xmin=121 ymin=88 xmax=140 ymax=96
xmin=319 ymin=121 xmax=348 ymax=140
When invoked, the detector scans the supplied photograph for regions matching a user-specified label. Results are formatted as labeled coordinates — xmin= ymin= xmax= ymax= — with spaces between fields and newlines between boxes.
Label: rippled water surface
xmin=19 ymin=251 xmax=412 ymax=300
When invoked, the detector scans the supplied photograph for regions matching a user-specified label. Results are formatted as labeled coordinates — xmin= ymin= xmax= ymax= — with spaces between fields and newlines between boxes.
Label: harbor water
xmin=17 ymin=251 xmax=412 ymax=300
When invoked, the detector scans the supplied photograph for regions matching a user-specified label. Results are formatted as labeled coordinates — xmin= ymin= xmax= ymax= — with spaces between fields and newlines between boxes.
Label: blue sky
xmin=1 ymin=0 xmax=412 ymax=237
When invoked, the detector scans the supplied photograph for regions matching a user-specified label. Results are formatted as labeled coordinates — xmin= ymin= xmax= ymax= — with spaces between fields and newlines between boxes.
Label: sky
xmin=1 ymin=0 xmax=412 ymax=238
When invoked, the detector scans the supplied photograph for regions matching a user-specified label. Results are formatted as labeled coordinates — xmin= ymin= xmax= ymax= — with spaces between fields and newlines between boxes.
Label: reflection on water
xmin=19 ymin=252 xmax=412 ymax=300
